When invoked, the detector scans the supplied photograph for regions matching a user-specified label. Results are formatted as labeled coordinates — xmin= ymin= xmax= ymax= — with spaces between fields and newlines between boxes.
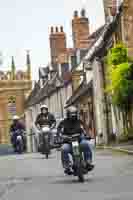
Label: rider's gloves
xmin=36 ymin=124 xmax=40 ymax=130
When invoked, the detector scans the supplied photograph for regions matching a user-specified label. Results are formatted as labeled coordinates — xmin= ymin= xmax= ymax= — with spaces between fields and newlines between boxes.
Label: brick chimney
xmin=49 ymin=26 xmax=67 ymax=66
xmin=103 ymin=0 xmax=118 ymax=18
xmin=110 ymin=0 xmax=117 ymax=16
xmin=72 ymin=9 xmax=90 ymax=49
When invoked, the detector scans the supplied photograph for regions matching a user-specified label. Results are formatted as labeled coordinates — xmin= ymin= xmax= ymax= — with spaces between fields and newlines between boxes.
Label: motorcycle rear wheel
xmin=42 ymin=137 xmax=50 ymax=159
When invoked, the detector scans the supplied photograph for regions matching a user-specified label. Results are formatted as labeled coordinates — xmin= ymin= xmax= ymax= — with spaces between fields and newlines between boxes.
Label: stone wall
xmin=123 ymin=0 xmax=133 ymax=57
xmin=0 ymin=80 xmax=32 ymax=144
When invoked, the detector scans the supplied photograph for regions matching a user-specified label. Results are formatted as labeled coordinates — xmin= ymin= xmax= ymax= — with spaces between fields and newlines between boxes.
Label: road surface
xmin=0 ymin=150 xmax=133 ymax=200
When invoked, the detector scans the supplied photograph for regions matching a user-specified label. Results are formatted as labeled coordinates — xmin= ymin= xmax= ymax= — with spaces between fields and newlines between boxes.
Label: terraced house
xmin=62 ymin=0 xmax=133 ymax=144
xmin=25 ymin=1 xmax=133 ymax=151
xmin=25 ymin=9 xmax=95 ymax=151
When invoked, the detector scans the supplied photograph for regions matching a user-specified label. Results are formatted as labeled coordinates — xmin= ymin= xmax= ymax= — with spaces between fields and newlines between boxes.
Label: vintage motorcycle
xmin=61 ymin=134 xmax=94 ymax=182
xmin=11 ymin=129 xmax=26 ymax=154
xmin=40 ymin=125 xmax=51 ymax=159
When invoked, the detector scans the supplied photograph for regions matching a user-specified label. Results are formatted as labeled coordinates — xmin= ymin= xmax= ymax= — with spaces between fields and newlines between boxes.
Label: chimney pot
xmin=51 ymin=26 xmax=54 ymax=33
xmin=110 ymin=0 xmax=117 ymax=16
xmin=81 ymin=9 xmax=86 ymax=17
xmin=60 ymin=26 xmax=63 ymax=32
xmin=74 ymin=10 xmax=78 ymax=17
xmin=56 ymin=27 xmax=58 ymax=32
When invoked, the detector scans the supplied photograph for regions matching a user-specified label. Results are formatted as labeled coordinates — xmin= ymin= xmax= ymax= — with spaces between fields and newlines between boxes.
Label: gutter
xmin=96 ymin=145 xmax=133 ymax=155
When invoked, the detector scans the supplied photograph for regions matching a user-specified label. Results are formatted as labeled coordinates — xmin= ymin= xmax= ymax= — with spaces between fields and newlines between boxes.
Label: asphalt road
xmin=0 ymin=150 xmax=133 ymax=200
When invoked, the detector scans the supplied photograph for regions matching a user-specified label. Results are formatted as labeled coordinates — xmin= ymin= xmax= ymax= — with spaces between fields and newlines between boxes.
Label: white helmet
xmin=13 ymin=115 xmax=19 ymax=120
xmin=40 ymin=104 xmax=48 ymax=110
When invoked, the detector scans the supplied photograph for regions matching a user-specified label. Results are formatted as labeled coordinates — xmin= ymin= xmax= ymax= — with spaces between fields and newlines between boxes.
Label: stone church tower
xmin=0 ymin=52 xmax=32 ymax=144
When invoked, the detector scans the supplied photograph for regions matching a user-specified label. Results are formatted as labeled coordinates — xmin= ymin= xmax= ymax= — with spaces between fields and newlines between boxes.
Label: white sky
xmin=0 ymin=0 xmax=105 ymax=80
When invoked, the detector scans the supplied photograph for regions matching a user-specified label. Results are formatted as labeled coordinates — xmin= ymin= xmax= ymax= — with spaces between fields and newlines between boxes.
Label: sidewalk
xmin=0 ymin=144 xmax=14 ymax=156
xmin=97 ymin=142 xmax=133 ymax=155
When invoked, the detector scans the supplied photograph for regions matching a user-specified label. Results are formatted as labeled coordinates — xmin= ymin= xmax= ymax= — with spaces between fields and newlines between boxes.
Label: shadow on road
xmin=51 ymin=176 xmax=94 ymax=185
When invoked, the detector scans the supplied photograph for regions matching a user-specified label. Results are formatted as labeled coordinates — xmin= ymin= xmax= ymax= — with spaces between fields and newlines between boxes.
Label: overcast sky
xmin=0 ymin=0 xmax=105 ymax=80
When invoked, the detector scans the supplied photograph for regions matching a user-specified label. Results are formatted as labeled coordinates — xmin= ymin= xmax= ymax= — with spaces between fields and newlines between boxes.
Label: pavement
xmin=0 ymin=144 xmax=14 ymax=156
xmin=0 ymin=150 xmax=133 ymax=199
xmin=97 ymin=142 xmax=133 ymax=155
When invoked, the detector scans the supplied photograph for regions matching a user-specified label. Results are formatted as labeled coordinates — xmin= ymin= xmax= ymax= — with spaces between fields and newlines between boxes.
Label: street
xmin=0 ymin=150 xmax=133 ymax=200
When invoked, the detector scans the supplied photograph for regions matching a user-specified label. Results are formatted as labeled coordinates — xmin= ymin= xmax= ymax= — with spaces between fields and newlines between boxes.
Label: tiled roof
xmin=83 ymin=4 xmax=123 ymax=62
xmin=88 ymin=25 xmax=105 ymax=40
xmin=65 ymin=81 xmax=92 ymax=107
xmin=39 ymin=66 xmax=49 ymax=78
xmin=25 ymin=81 xmax=40 ymax=107
xmin=71 ymin=25 xmax=105 ymax=72
xmin=25 ymin=72 xmax=65 ymax=107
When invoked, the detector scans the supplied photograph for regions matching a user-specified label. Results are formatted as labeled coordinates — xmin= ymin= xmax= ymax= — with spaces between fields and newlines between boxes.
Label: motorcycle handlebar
xmin=62 ymin=134 xmax=80 ymax=139
xmin=58 ymin=134 xmax=91 ymax=143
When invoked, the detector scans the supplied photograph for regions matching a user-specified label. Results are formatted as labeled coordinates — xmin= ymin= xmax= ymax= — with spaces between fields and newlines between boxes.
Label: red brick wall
xmin=49 ymin=26 xmax=67 ymax=64
xmin=72 ymin=10 xmax=90 ymax=49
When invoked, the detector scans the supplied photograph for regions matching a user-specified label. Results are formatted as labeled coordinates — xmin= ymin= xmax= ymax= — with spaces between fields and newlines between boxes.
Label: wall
xmin=0 ymin=80 xmax=32 ymax=144
xmin=123 ymin=0 xmax=133 ymax=57
xmin=49 ymin=27 xmax=67 ymax=65
xmin=92 ymin=59 xmax=108 ymax=144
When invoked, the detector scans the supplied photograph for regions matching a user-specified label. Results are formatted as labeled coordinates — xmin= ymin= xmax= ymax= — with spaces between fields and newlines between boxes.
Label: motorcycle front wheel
xmin=78 ymin=165 xmax=84 ymax=182
xmin=17 ymin=141 xmax=23 ymax=154
xmin=46 ymin=153 xmax=49 ymax=159
xmin=42 ymin=136 xmax=50 ymax=159
xmin=76 ymin=159 xmax=84 ymax=182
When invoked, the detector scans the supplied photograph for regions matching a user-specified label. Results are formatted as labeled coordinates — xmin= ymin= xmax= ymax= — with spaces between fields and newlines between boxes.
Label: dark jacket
xmin=57 ymin=118 xmax=84 ymax=136
xmin=10 ymin=121 xmax=25 ymax=133
xmin=35 ymin=112 xmax=56 ymax=127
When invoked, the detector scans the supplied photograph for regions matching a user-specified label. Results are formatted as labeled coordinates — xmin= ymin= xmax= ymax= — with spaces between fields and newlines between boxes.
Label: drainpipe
xmin=91 ymin=88 xmax=97 ymax=143
xmin=59 ymin=87 xmax=64 ymax=118
xmin=94 ymin=57 xmax=109 ymax=145
xmin=100 ymin=58 xmax=110 ymax=145
xmin=83 ymin=62 xmax=87 ymax=83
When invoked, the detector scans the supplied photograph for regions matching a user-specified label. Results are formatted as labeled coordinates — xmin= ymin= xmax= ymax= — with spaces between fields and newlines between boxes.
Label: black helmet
xmin=66 ymin=106 xmax=78 ymax=120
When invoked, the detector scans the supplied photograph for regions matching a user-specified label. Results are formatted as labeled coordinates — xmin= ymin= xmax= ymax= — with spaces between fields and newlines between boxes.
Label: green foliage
xmin=107 ymin=43 xmax=133 ymax=111
xmin=107 ymin=43 xmax=128 ymax=66
xmin=118 ymin=129 xmax=129 ymax=142
xmin=118 ymin=128 xmax=133 ymax=142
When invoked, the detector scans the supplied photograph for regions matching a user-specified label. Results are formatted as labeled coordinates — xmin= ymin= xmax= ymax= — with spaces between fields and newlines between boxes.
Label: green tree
xmin=107 ymin=43 xmax=133 ymax=130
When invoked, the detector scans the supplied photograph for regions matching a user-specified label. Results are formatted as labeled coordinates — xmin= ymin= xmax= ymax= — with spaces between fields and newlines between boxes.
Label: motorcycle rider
xmin=57 ymin=106 xmax=94 ymax=175
xmin=35 ymin=104 xmax=56 ymax=148
xmin=10 ymin=115 xmax=26 ymax=152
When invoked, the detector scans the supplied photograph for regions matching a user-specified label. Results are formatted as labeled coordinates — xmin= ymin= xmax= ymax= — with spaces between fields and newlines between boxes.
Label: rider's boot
xmin=86 ymin=160 xmax=95 ymax=171
xmin=63 ymin=162 xmax=73 ymax=175
xmin=64 ymin=168 xmax=73 ymax=175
